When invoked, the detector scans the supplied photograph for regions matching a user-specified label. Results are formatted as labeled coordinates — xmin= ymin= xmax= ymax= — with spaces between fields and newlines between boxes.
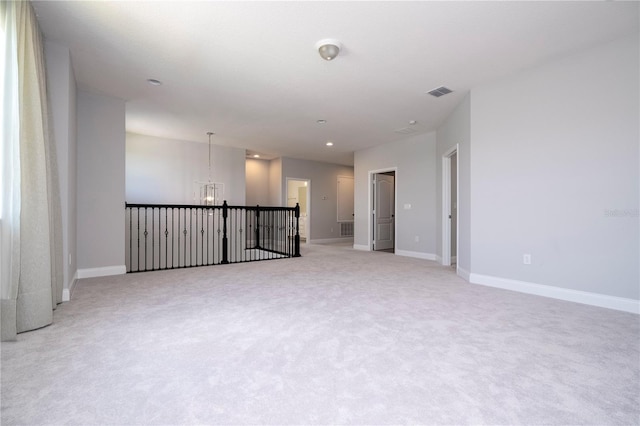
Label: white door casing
xmin=441 ymin=145 xmax=458 ymax=266
xmin=286 ymin=178 xmax=310 ymax=241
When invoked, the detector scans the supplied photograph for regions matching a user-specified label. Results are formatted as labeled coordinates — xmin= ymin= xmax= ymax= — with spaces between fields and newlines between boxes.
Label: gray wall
xmin=436 ymin=95 xmax=471 ymax=273
xmin=280 ymin=157 xmax=354 ymax=241
xmin=245 ymin=158 xmax=270 ymax=206
xmin=77 ymin=91 xmax=126 ymax=271
xmin=44 ymin=41 xmax=77 ymax=296
xmin=354 ymin=133 xmax=438 ymax=256
xmin=469 ymin=35 xmax=639 ymax=299
xmin=126 ymin=133 xmax=246 ymax=206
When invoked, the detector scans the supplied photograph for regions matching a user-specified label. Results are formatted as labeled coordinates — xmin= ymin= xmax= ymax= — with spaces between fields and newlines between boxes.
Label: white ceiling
xmin=32 ymin=1 xmax=639 ymax=166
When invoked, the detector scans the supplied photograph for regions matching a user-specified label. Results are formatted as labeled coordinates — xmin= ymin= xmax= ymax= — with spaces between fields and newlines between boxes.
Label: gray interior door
xmin=374 ymin=173 xmax=395 ymax=250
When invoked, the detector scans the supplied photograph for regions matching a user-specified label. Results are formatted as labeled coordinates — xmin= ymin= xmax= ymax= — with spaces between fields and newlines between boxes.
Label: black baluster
xmin=200 ymin=208 xmax=204 ymax=266
xmin=144 ymin=207 xmax=148 ymax=270
xmin=165 ymin=208 xmax=169 ymax=269
xmin=136 ymin=207 xmax=140 ymax=272
xmin=152 ymin=207 xmax=155 ymax=269
xmin=256 ymin=205 xmax=260 ymax=249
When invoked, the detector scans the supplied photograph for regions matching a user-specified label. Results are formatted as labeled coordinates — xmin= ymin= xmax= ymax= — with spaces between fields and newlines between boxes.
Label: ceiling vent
xmin=394 ymin=127 xmax=417 ymax=135
xmin=428 ymin=86 xmax=453 ymax=97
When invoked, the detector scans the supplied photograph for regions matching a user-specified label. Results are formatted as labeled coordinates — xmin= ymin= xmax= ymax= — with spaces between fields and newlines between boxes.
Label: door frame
xmin=441 ymin=145 xmax=458 ymax=266
xmin=368 ymin=167 xmax=397 ymax=251
xmin=285 ymin=177 xmax=311 ymax=242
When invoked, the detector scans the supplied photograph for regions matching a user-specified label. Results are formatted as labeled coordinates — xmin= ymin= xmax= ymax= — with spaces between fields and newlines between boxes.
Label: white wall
xmin=77 ymin=91 xmax=126 ymax=274
xmin=436 ymin=95 xmax=471 ymax=274
xmin=245 ymin=158 xmax=270 ymax=206
xmin=44 ymin=41 xmax=77 ymax=299
xmin=126 ymin=133 xmax=246 ymax=206
xmin=280 ymin=157 xmax=354 ymax=241
xmin=469 ymin=35 xmax=639 ymax=302
xmin=354 ymin=133 xmax=437 ymax=257
xmin=268 ymin=157 xmax=282 ymax=206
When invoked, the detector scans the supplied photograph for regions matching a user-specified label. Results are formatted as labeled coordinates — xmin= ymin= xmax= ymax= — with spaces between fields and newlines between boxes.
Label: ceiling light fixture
xmin=317 ymin=119 xmax=327 ymax=124
xmin=206 ymin=132 xmax=214 ymax=180
xmin=326 ymin=141 xmax=334 ymax=147
xmin=253 ymin=154 xmax=260 ymax=158
xmin=409 ymin=120 xmax=417 ymax=125
xmin=200 ymin=131 xmax=218 ymax=206
xmin=147 ymin=78 xmax=162 ymax=86
xmin=315 ymin=39 xmax=341 ymax=61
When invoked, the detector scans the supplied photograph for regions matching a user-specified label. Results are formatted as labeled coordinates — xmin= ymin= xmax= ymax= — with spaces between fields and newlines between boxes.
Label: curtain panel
xmin=1 ymin=0 xmax=63 ymax=341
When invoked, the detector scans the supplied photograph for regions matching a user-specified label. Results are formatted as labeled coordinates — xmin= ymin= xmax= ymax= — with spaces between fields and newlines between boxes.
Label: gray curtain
xmin=1 ymin=0 xmax=63 ymax=341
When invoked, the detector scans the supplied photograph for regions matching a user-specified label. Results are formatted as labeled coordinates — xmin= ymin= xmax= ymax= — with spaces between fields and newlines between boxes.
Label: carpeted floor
xmin=1 ymin=243 xmax=638 ymax=425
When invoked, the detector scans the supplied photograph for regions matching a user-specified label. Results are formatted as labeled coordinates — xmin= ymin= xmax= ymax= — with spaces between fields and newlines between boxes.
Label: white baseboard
xmin=77 ymin=265 xmax=127 ymax=279
xmin=353 ymin=244 xmax=370 ymax=251
xmin=457 ymin=267 xmax=470 ymax=281
xmin=469 ymin=273 xmax=640 ymax=314
xmin=395 ymin=250 xmax=437 ymax=261
xmin=61 ymin=271 xmax=78 ymax=302
xmin=435 ymin=255 xmax=459 ymax=266
xmin=308 ymin=237 xmax=354 ymax=245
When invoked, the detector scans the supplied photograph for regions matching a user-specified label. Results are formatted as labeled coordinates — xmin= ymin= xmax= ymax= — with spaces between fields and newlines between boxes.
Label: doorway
xmin=442 ymin=146 xmax=458 ymax=267
xmin=370 ymin=169 xmax=396 ymax=252
xmin=286 ymin=178 xmax=310 ymax=242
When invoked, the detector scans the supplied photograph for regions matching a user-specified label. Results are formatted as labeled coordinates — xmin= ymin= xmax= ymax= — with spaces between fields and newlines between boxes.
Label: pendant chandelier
xmin=199 ymin=131 xmax=220 ymax=205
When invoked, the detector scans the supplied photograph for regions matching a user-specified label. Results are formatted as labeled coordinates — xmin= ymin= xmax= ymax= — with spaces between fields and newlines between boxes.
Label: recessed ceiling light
xmin=326 ymin=141 xmax=334 ymax=147
xmin=317 ymin=119 xmax=327 ymax=124
xmin=253 ymin=154 xmax=260 ymax=158
xmin=147 ymin=79 xmax=162 ymax=86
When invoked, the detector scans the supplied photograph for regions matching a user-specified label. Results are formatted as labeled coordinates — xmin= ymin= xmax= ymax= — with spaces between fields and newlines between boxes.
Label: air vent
xmin=428 ymin=86 xmax=453 ymax=97
xmin=394 ymin=127 xmax=417 ymax=135
xmin=340 ymin=222 xmax=354 ymax=237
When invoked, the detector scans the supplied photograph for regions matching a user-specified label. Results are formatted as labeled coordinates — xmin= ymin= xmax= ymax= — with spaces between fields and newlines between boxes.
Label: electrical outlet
xmin=523 ymin=254 xmax=531 ymax=265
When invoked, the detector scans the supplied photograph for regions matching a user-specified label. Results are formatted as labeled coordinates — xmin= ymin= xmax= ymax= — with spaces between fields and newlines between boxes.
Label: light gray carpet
xmin=2 ymin=243 xmax=639 ymax=425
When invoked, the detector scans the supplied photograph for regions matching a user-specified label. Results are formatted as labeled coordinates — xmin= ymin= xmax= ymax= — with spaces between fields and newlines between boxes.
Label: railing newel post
xmin=294 ymin=203 xmax=301 ymax=257
xmin=255 ymin=205 xmax=261 ymax=250
xmin=221 ymin=200 xmax=229 ymax=264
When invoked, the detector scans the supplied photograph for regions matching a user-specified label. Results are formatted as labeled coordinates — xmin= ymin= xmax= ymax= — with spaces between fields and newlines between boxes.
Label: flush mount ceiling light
xmin=253 ymin=154 xmax=260 ymax=158
xmin=316 ymin=119 xmax=327 ymax=124
xmin=315 ymin=39 xmax=341 ymax=61
xmin=326 ymin=141 xmax=334 ymax=147
xmin=146 ymin=78 xmax=162 ymax=86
